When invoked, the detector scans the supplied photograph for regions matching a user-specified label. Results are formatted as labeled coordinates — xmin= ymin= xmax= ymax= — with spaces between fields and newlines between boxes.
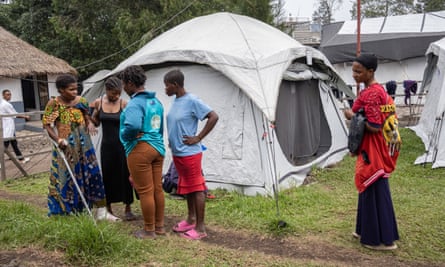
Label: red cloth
xmin=173 ymin=153 xmax=207 ymax=195
xmin=352 ymin=84 xmax=399 ymax=193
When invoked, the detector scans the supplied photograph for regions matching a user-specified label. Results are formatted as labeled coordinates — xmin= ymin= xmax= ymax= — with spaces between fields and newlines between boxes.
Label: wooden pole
xmin=0 ymin=116 xmax=5 ymax=181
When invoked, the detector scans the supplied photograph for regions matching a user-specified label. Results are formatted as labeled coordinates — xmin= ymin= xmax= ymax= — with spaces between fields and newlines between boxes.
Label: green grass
xmin=0 ymin=128 xmax=444 ymax=266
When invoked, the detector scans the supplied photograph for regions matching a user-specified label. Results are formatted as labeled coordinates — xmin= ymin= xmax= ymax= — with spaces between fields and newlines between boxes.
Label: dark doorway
xmin=21 ymin=77 xmax=35 ymax=110
xmin=21 ymin=75 xmax=49 ymax=111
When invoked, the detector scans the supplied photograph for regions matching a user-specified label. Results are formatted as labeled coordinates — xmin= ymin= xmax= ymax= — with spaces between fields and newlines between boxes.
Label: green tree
xmin=0 ymin=2 xmax=13 ymax=28
xmin=0 ymin=0 xmax=280 ymax=79
xmin=2 ymin=0 xmax=56 ymax=52
xmin=350 ymin=0 xmax=417 ymax=19
xmin=50 ymin=0 xmax=132 ymax=79
xmin=115 ymin=0 xmax=278 ymax=55
xmin=417 ymin=0 xmax=445 ymax=12
xmin=313 ymin=0 xmax=343 ymax=25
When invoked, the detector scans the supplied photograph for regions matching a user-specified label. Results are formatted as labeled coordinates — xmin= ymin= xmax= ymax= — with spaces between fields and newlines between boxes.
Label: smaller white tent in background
xmin=81 ymin=69 xmax=110 ymax=96
xmin=79 ymin=69 xmax=111 ymax=168
xmin=85 ymin=12 xmax=354 ymax=195
xmin=411 ymin=37 xmax=445 ymax=168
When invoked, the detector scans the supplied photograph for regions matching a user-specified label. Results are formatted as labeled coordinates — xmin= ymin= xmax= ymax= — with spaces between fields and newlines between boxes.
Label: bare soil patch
xmin=0 ymin=248 xmax=68 ymax=267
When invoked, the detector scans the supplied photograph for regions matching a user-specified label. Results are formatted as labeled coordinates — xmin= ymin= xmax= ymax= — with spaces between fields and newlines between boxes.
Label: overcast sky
xmin=283 ymin=0 xmax=353 ymax=22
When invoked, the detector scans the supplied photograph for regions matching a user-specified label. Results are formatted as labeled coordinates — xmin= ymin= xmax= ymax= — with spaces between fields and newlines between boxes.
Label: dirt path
xmin=0 ymin=189 xmax=441 ymax=267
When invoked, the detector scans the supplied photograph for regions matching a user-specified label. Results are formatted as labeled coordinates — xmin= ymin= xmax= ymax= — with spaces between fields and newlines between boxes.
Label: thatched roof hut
xmin=0 ymin=26 xmax=77 ymax=77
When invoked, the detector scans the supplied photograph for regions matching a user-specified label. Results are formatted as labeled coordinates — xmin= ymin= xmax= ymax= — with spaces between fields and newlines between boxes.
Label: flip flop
xmin=172 ymin=220 xmax=195 ymax=233
xmin=180 ymin=228 xmax=207 ymax=240
xmin=206 ymin=193 xmax=216 ymax=199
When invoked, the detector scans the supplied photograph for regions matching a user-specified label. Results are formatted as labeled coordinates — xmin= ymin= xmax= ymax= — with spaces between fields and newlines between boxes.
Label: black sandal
xmin=124 ymin=211 xmax=137 ymax=221
xmin=134 ymin=229 xmax=156 ymax=239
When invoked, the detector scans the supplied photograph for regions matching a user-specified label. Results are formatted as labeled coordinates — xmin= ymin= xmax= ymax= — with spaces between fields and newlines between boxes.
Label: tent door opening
xmin=275 ymin=79 xmax=332 ymax=166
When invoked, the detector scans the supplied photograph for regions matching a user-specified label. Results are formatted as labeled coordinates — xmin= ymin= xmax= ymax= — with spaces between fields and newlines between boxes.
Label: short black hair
xmin=55 ymin=74 xmax=77 ymax=90
xmin=164 ymin=69 xmax=184 ymax=87
xmin=118 ymin=65 xmax=146 ymax=87
xmin=354 ymin=53 xmax=378 ymax=71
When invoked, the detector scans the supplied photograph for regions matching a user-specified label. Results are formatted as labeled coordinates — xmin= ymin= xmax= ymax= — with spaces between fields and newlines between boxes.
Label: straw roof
xmin=0 ymin=26 xmax=77 ymax=77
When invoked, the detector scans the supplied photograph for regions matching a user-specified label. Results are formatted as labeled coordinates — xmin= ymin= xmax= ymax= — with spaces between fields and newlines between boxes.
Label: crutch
xmin=49 ymin=138 xmax=95 ymax=222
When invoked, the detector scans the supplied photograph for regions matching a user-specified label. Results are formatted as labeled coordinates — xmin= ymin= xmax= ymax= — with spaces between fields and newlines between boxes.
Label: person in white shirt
xmin=1 ymin=89 xmax=30 ymax=163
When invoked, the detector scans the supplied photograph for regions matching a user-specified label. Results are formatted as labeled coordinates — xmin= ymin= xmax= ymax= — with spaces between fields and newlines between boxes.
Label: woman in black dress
xmin=90 ymin=76 xmax=136 ymax=220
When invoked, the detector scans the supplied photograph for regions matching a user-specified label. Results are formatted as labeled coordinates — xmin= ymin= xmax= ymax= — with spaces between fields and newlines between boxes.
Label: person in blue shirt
xmin=119 ymin=65 xmax=165 ymax=239
xmin=164 ymin=69 xmax=218 ymax=240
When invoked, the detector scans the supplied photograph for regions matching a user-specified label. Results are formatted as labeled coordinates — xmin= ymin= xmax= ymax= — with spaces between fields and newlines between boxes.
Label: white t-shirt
xmin=0 ymin=99 xmax=17 ymax=138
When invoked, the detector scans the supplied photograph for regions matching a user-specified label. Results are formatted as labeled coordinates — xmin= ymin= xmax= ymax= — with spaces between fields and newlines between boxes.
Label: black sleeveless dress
xmin=99 ymin=99 xmax=134 ymax=205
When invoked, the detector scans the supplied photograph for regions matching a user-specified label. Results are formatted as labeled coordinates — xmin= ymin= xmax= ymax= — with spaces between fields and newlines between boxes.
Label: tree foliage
xmin=0 ymin=0 xmax=281 ymax=80
xmin=350 ymin=0 xmax=445 ymax=19
xmin=313 ymin=0 xmax=343 ymax=25
xmin=417 ymin=0 xmax=445 ymax=11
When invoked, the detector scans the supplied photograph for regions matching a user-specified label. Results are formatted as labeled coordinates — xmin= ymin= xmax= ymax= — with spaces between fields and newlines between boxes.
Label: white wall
xmin=0 ymin=77 xmax=23 ymax=101
xmin=333 ymin=57 xmax=427 ymax=106
xmin=48 ymin=74 xmax=59 ymax=98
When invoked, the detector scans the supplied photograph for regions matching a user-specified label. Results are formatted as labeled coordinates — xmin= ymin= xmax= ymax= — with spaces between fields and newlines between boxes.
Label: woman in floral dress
xmin=42 ymin=74 xmax=119 ymax=221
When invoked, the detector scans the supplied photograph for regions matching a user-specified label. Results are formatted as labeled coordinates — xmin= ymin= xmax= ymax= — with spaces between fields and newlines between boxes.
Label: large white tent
xmin=85 ymin=12 xmax=354 ymax=195
xmin=410 ymin=37 xmax=445 ymax=168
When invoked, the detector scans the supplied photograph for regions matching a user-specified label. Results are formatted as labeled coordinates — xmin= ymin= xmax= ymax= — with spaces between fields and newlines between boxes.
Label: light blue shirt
xmin=167 ymin=93 xmax=212 ymax=157
xmin=119 ymin=91 xmax=165 ymax=156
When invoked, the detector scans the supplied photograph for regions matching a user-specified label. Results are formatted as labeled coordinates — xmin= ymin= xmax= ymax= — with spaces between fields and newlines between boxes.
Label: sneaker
xmin=95 ymin=207 xmax=121 ymax=222
xmin=19 ymin=157 xmax=30 ymax=163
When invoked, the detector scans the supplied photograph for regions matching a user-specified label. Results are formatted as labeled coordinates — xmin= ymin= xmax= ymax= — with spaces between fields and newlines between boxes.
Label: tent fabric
xmin=85 ymin=12 xmax=351 ymax=195
xmin=410 ymin=37 xmax=445 ymax=168
xmin=82 ymin=69 xmax=110 ymax=96
xmin=320 ymin=11 xmax=445 ymax=64
xmin=100 ymin=12 xmax=353 ymax=121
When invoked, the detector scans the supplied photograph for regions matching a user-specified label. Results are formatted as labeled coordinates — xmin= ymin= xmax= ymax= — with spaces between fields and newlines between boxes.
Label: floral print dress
xmin=43 ymin=97 xmax=105 ymax=215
